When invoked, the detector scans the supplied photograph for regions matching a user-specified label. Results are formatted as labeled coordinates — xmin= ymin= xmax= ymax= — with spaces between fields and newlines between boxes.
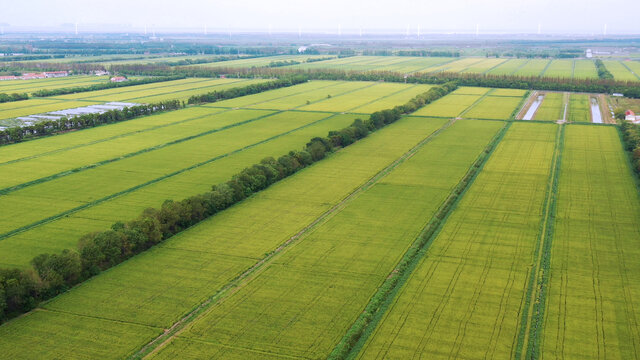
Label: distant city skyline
xmin=1 ymin=0 xmax=639 ymax=35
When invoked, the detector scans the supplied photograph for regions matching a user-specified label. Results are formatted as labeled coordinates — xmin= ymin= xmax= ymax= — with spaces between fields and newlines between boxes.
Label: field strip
xmin=571 ymin=60 xmax=576 ymax=78
xmin=411 ymin=58 xmax=458 ymax=74
xmin=513 ymin=124 xmax=564 ymax=359
xmin=130 ymin=118 xmax=458 ymax=360
xmin=0 ymin=82 xmax=342 ymax=166
xmin=620 ymin=61 xmax=640 ymax=80
xmin=540 ymin=60 xmax=553 ymax=77
xmin=0 ymin=112 xmax=351 ymax=242
xmin=0 ymin=110 xmax=282 ymax=195
xmin=153 ymin=336 xmax=306 ymax=360
xmin=330 ymin=122 xmax=511 ymax=360
xmin=458 ymin=88 xmax=496 ymax=118
xmin=48 ymin=78 xmax=225 ymax=101
xmin=341 ymin=84 xmax=420 ymax=111
xmin=482 ymin=59 xmax=509 ymax=74
xmin=510 ymin=59 xmax=532 ymax=75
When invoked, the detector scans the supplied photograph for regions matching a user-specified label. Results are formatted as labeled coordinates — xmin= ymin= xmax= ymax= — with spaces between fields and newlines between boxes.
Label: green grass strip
xmin=329 ymin=121 xmax=512 ymax=360
xmin=539 ymin=60 xmax=553 ymax=77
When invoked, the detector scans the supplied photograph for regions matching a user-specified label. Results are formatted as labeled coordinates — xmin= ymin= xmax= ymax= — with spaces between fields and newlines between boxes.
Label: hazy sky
xmin=2 ymin=0 xmax=639 ymax=34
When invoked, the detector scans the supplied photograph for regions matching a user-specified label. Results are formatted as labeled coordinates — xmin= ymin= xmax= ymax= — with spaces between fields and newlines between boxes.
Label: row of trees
xmin=0 ymin=82 xmax=457 ymax=323
xmin=621 ymin=121 xmax=640 ymax=174
xmin=0 ymin=92 xmax=28 ymax=103
xmin=595 ymin=59 xmax=614 ymax=80
xmin=31 ymin=75 xmax=185 ymax=97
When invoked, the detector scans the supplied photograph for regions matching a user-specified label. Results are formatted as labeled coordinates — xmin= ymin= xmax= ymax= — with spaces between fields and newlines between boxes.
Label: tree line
xmin=31 ymin=75 xmax=185 ymax=97
xmin=595 ymin=59 xmax=614 ymax=80
xmin=0 ymin=92 xmax=28 ymax=103
xmin=621 ymin=121 xmax=640 ymax=175
xmin=0 ymin=82 xmax=457 ymax=323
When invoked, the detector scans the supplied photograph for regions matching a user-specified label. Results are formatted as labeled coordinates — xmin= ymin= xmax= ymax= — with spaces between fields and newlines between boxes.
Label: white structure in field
xmin=625 ymin=110 xmax=640 ymax=123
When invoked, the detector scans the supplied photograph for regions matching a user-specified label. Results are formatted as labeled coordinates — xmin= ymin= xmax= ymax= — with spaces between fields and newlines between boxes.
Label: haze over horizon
xmin=1 ymin=0 xmax=639 ymax=35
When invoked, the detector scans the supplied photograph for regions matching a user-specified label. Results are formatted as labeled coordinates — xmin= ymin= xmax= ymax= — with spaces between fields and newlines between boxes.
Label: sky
xmin=1 ymin=0 xmax=639 ymax=35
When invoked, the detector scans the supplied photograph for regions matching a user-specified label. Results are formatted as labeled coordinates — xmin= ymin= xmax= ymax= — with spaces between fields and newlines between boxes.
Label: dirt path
xmin=129 ymin=118 xmax=458 ymax=360
xmin=516 ymin=91 xmax=538 ymax=120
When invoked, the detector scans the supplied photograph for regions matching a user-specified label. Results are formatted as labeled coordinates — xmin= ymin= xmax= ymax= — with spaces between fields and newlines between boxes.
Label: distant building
xmin=298 ymin=46 xmax=307 ymax=53
xmin=43 ymin=71 xmax=68 ymax=78
xmin=625 ymin=110 xmax=640 ymax=123
xmin=21 ymin=73 xmax=46 ymax=80
xmin=0 ymin=76 xmax=18 ymax=81
xmin=94 ymin=70 xmax=110 ymax=76
xmin=110 ymin=76 xmax=128 ymax=83
xmin=586 ymin=49 xmax=593 ymax=58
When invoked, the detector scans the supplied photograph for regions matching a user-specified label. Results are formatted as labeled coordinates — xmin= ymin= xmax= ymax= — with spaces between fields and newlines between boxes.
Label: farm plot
xmin=567 ymin=94 xmax=591 ymax=122
xmin=149 ymin=120 xmax=505 ymax=360
xmin=0 ymin=75 xmax=111 ymax=94
xmin=512 ymin=59 xmax=551 ymax=77
xmin=349 ymin=84 xmax=434 ymax=113
xmin=462 ymin=92 xmax=525 ymax=120
xmin=542 ymin=60 xmax=574 ymax=78
xmin=486 ymin=59 xmax=530 ymax=75
xmin=412 ymin=92 xmax=487 ymax=118
xmin=296 ymin=82 xmax=415 ymax=112
xmin=540 ymin=126 xmax=640 ymax=359
xmin=572 ymin=60 xmax=598 ymax=79
xmin=602 ymin=60 xmax=638 ymax=81
xmin=460 ymin=58 xmax=508 ymax=74
xmin=0 ymin=111 xmax=356 ymax=268
xmin=424 ymin=57 xmax=486 ymax=73
xmin=51 ymin=77 xmax=266 ymax=103
xmin=0 ymin=116 xmax=455 ymax=359
xmin=534 ymin=92 xmax=566 ymax=121
xmin=358 ymin=122 xmax=558 ymax=360
xmin=0 ymin=106 xmax=227 ymax=165
xmin=623 ymin=60 xmax=640 ymax=80
xmin=0 ymin=78 xmax=267 ymax=121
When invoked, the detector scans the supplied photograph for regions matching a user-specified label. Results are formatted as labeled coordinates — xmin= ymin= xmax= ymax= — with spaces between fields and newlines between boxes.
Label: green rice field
xmin=1 ymin=75 xmax=639 ymax=360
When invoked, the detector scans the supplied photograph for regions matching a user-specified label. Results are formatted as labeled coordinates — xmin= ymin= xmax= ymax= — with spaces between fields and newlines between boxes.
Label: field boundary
xmin=620 ymin=61 xmax=640 ymax=81
xmin=328 ymin=121 xmax=512 ymax=360
xmin=128 ymin=117 xmax=458 ymax=360
xmin=457 ymin=88 xmax=495 ymax=118
xmin=513 ymin=124 xmax=565 ymax=359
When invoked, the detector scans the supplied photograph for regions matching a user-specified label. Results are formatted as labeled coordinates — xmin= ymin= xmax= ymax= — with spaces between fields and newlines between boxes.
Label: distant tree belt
xmin=620 ymin=121 xmax=640 ymax=175
xmin=0 ymin=77 xmax=305 ymax=146
xmin=110 ymin=64 xmax=640 ymax=98
xmin=594 ymin=59 xmax=614 ymax=80
xmin=0 ymin=61 xmax=106 ymax=73
xmin=0 ymin=92 xmax=29 ymax=103
xmin=0 ymin=81 xmax=458 ymax=323
xmin=31 ymin=75 xmax=186 ymax=97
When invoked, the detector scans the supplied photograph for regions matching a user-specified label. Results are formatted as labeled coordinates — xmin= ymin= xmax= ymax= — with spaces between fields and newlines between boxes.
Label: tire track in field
xmin=513 ymin=124 xmax=564 ymax=360
xmin=0 ymin=81 xmax=357 ymax=194
xmin=129 ymin=117 xmax=458 ymax=360
xmin=0 ymin=81 xmax=343 ymax=167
